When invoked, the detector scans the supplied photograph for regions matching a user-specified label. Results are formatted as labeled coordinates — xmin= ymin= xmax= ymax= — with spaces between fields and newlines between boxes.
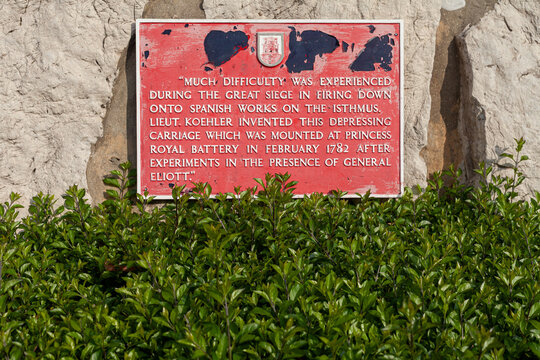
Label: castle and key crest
xmin=257 ymin=32 xmax=284 ymax=67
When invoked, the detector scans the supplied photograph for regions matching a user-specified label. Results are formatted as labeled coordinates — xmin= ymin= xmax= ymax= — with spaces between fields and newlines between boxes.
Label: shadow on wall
xmin=423 ymin=0 xmax=497 ymax=181
xmin=125 ymin=34 xmax=137 ymax=170
xmin=439 ymin=38 xmax=464 ymax=171
xmin=85 ymin=36 xmax=137 ymax=204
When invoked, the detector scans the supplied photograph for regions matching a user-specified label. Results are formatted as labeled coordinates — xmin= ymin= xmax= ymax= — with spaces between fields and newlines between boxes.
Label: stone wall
xmin=457 ymin=0 xmax=540 ymax=195
xmin=0 ymin=0 xmax=147 ymax=206
xmin=1 ymin=0 xmax=538 ymax=212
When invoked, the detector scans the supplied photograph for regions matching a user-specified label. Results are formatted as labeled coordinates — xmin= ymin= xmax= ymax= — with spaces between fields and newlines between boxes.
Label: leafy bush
xmin=0 ymin=140 xmax=539 ymax=359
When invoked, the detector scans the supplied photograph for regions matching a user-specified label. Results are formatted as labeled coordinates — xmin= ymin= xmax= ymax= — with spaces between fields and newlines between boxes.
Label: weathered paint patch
xmin=204 ymin=30 xmax=249 ymax=67
xmin=368 ymin=25 xmax=376 ymax=33
xmin=184 ymin=24 xmax=189 ymax=28
xmin=285 ymin=27 xmax=339 ymax=73
xmin=162 ymin=29 xmax=172 ymax=35
xmin=143 ymin=50 xmax=149 ymax=59
xmin=442 ymin=0 xmax=466 ymax=11
xmin=342 ymin=41 xmax=349 ymax=52
xmin=350 ymin=35 xmax=393 ymax=72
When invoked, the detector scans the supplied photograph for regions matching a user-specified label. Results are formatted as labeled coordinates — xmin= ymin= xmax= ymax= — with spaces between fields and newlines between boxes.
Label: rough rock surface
xmin=203 ymin=0 xmax=443 ymax=189
xmin=458 ymin=0 xmax=540 ymax=195
xmin=0 ymin=0 xmax=147 ymax=210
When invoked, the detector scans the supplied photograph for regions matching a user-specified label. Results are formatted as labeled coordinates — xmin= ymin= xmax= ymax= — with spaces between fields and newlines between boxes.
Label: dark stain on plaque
xmin=162 ymin=29 xmax=172 ymax=35
xmin=184 ymin=24 xmax=189 ymax=28
xmin=204 ymin=30 xmax=249 ymax=67
xmin=143 ymin=50 xmax=149 ymax=59
xmin=368 ymin=25 xmax=376 ymax=33
xmin=342 ymin=41 xmax=349 ymax=52
xmin=350 ymin=35 xmax=393 ymax=72
xmin=285 ymin=27 xmax=339 ymax=73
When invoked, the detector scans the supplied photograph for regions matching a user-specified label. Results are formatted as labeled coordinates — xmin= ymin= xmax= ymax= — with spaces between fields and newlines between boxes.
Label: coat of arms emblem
xmin=257 ymin=33 xmax=285 ymax=67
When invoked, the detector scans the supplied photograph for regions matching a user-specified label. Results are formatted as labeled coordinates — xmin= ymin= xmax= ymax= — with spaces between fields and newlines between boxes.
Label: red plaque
xmin=137 ymin=20 xmax=403 ymax=198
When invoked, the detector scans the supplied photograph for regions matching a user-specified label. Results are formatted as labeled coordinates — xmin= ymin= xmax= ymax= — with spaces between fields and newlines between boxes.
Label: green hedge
xmin=0 ymin=141 xmax=539 ymax=359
